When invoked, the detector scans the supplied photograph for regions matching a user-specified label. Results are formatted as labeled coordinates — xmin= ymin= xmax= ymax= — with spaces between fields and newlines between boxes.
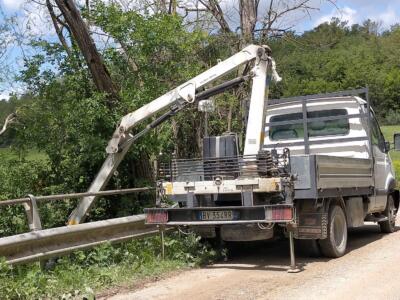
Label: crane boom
xmin=68 ymin=44 xmax=277 ymax=225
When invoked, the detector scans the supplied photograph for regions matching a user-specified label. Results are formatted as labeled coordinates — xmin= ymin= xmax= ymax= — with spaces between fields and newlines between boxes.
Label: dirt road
xmin=103 ymin=220 xmax=400 ymax=300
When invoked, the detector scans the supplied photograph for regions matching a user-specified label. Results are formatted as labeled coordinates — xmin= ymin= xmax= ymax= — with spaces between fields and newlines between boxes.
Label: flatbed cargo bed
xmin=291 ymin=155 xmax=373 ymax=199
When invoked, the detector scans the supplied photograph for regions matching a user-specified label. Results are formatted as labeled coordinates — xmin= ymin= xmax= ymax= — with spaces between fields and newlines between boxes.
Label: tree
xmin=198 ymin=0 xmax=326 ymax=44
xmin=52 ymin=0 xmax=119 ymax=104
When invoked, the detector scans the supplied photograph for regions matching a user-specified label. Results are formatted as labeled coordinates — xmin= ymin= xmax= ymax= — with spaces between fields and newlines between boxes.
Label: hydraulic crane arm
xmin=68 ymin=44 xmax=279 ymax=225
xmin=106 ymin=44 xmax=269 ymax=154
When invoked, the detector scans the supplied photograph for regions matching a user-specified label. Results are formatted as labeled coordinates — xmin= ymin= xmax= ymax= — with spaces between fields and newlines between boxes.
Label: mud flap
xmin=294 ymin=213 xmax=328 ymax=239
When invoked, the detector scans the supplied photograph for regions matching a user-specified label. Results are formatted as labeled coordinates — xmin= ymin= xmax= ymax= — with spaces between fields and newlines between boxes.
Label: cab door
xmin=370 ymin=111 xmax=391 ymax=211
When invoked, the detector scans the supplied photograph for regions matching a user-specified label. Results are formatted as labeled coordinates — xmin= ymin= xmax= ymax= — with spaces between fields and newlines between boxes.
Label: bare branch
xmin=0 ymin=113 xmax=16 ymax=137
xmin=199 ymin=0 xmax=232 ymax=33
xmin=274 ymin=0 xmax=317 ymax=20
xmin=46 ymin=0 xmax=73 ymax=58
xmin=259 ymin=0 xmax=320 ymax=41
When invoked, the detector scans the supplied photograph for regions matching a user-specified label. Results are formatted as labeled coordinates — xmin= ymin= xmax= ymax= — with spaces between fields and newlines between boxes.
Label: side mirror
xmin=394 ymin=133 xmax=400 ymax=151
xmin=384 ymin=141 xmax=391 ymax=153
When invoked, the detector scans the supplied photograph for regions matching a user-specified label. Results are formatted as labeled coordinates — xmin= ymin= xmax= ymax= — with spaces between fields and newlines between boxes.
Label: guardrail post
xmin=159 ymin=225 xmax=165 ymax=259
xmin=23 ymin=194 xmax=46 ymax=269
xmin=23 ymin=194 xmax=42 ymax=232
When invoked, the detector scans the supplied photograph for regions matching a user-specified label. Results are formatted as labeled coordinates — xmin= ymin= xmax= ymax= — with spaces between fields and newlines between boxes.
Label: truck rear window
xmin=269 ymin=109 xmax=349 ymax=141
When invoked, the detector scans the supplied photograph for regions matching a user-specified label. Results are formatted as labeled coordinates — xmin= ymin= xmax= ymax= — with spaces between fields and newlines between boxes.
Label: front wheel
xmin=379 ymin=194 xmax=397 ymax=233
xmin=319 ymin=204 xmax=348 ymax=258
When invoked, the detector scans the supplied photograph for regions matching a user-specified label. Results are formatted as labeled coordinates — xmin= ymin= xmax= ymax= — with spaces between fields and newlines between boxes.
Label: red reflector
xmin=146 ymin=210 xmax=168 ymax=224
xmin=266 ymin=206 xmax=293 ymax=221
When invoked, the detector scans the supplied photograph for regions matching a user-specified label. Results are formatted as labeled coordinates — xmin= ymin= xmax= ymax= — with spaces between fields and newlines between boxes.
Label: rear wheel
xmin=379 ymin=194 xmax=396 ymax=233
xmin=296 ymin=239 xmax=321 ymax=257
xmin=319 ymin=204 xmax=347 ymax=258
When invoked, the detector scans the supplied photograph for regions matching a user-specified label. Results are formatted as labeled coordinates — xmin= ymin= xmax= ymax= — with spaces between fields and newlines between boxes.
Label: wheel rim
xmin=333 ymin=209 xmax=346 ymax=250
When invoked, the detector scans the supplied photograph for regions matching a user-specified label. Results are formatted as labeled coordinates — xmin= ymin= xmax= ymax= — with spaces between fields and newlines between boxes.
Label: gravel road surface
xmin=101 ymin=220 xmax=400 ymax=300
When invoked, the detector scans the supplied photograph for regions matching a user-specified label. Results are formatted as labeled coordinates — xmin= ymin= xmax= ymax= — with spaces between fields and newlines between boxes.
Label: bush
xmin=0 ymin=232 xmax=218 ymax=299
xmin=383 ymin=110 xmax=400 ymax=125
xmin=0 ymin=159 xmax=53 ymax=236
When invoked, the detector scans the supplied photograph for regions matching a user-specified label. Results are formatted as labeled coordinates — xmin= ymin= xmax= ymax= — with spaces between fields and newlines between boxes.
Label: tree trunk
xmin=171 ymin=119 xmax=180 ymax=157
xmin=239 ymin=0 xmax=257 ymax=44
xmin=131 ymin=152 xmax=154 ymax=185
xmin=53 ymin=0 xmax=118 ymax=104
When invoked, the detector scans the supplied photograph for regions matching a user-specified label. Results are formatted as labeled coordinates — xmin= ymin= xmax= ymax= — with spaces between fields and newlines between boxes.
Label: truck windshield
xmin=269 ymin=109 xmax=349 ymax=141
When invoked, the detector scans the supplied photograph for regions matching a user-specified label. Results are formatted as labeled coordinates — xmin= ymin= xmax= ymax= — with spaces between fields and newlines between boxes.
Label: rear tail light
xmin=146 ymin=209 xmax=168 ymax=224
xmin=265 ymin=205 xmax=293 ymax=222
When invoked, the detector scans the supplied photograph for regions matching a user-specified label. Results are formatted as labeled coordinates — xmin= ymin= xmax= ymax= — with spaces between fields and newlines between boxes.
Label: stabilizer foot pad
xmin=287 ymin=267 xmax=302 ymax=273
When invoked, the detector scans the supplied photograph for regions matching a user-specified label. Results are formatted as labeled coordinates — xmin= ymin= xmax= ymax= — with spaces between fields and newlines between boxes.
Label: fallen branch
xmin=0 ymin=113 xmax=16 ymax=137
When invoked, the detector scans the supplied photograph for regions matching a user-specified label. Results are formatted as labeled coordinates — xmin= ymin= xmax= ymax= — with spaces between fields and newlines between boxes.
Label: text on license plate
xmin=199 ymin=210 xmax=234 ymax=221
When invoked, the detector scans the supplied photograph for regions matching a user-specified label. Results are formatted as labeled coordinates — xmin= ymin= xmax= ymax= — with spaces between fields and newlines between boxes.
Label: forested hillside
xmin=270 ymin=19 xmax=400 ymax=124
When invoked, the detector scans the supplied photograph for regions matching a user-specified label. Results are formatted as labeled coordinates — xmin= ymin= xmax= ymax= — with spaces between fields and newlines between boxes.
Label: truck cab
xmin=264 ymin=94 xmax=396 ymax=214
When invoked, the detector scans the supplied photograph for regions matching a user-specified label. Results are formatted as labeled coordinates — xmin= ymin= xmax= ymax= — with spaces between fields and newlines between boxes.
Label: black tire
xmin=319 ymin=204 xmax=347 ymax=258
xmin=379 ymin=194 xmax=396 ymax=233
xmin=296 ymin=239 xmax=321 ymax=257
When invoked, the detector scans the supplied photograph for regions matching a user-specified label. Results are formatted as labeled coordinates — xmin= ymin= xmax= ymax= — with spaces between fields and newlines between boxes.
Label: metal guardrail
xmin=0 ymin=187 xmax=153 ymax=207
xmin=0 ymin=187 xmax=161 ymax=265
xmin=0 ymin=187 xmax=153 ymax=232
xmin=0 ymin=214 xmax=159 ymax=265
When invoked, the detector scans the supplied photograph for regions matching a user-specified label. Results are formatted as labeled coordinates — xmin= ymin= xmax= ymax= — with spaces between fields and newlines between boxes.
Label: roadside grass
xmin=0 ymin=147 xmax=47 ymax=162
xmin=0 ymin=232 xmax=218 ymax=299
xmin=381 ymin=125 xmax=400 ymax=182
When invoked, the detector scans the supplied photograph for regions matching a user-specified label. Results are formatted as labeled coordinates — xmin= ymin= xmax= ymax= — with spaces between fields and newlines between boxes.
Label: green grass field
xmin=381 ymin=125 xmax=400 ymax=182
xmin=0 ymin=147 xmax=47 ymax=161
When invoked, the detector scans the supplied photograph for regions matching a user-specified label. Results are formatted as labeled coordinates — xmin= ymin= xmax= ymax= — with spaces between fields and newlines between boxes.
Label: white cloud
xmin=314 ymin=4 xmax=399 ymax=29
xmin=0 ymin=91 xmax=10 ymax=101
xmin=315 ymin=6 xmax=358 ymax=26
xmin=1 ymin=0 xmax=24 ymax=11
xmin=376 ymin=8 xmax=398 ymax=28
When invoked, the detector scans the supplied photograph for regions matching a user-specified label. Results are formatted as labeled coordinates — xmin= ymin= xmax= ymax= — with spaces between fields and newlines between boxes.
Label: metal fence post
xmin=23 ymin=194 xmax=46 ymax=269
xmin=159 ymin=225 xmax=165 ymax=259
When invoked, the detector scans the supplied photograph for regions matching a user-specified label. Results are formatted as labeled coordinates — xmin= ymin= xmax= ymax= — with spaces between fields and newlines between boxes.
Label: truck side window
xmin=370 ymin=112 xmax=385 ymax=152
xmin=269 ymin=109 xmax=349 ymax=141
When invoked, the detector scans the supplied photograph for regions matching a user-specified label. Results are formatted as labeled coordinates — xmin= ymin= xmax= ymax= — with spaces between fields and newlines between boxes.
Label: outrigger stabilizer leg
xmin=287 ymin=230 xmax=301 ymax=273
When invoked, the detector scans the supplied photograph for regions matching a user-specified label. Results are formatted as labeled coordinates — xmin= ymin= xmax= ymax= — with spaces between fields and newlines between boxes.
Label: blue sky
xmin=302 ymin=0 xmax=400 ymax=31
xmin=0 ymin=0 xmax=399 ymax=100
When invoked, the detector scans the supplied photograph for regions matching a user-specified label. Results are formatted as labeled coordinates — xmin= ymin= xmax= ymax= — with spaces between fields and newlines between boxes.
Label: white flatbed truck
xmin=64 ymin=44 xmax=398 ymax=271
xmin=147 ymin=89 xmax=399 ymax=270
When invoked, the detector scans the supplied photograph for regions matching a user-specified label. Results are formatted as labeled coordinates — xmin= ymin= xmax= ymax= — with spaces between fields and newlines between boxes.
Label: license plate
xmin=199 ymin=210 xmax=234 ymax=221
